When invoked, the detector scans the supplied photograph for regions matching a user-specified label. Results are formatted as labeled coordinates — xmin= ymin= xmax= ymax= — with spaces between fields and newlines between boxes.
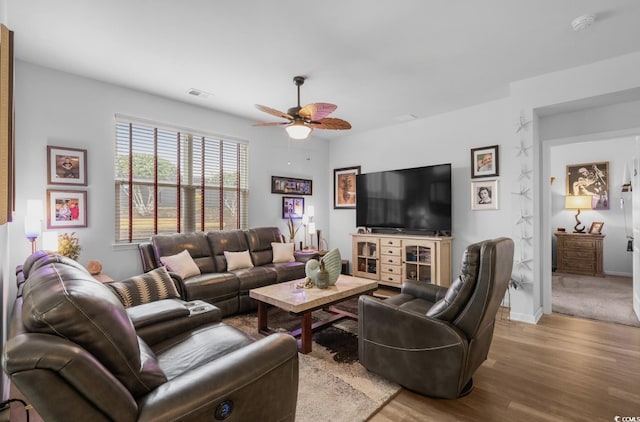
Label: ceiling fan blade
xmin=308 ymin=117 xmax=352 ymax=130
xmin=255 ymin=104 xmax=293 ymax=120
xmin=299 ymin=103 xmax=337 ymax=121
xmin=252 ymin=121 xmax=290 ymax=127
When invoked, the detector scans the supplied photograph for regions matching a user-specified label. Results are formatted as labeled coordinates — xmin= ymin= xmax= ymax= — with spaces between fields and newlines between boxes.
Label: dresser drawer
xmin=381 ymin=246 xmax=401 ymax=257
xmin=381 ymin=263 xmax=402 ymax=275
xmin=562 ymin=250 xmax=595 ymax=260
xmin=380 ymin=238 xmax=401 ymax=247
xmin=380 ymin=272 xmax=403 ymax=284
xmin=380 ymin=255 xmax=401 ymax=265
xmin=563 ymin=237 xmax=596 ymax=249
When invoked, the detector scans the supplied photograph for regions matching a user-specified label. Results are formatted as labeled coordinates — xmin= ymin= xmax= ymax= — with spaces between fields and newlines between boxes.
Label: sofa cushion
xmin=152 ymin=232 xmax=216 ymax=274
xmin=245 ymin=227 xmax=284 ymax=267
xmin=108 ymin=267 xmax=180 ymax=308
xmin=207 ymin=230 xmax=250 ymax=271
xmin=160 ymin=249 xmax=201 ymax=279
xmin=224 ymin=250 xmax=254 ymax=271
xmin=272 ymin=242 xmax=295 ymax=263
xmin=21 ymin=261 xmax=167 ymax=396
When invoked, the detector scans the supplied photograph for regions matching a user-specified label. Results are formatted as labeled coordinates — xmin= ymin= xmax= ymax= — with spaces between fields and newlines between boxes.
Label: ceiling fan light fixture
xmin=285 ymin=121 xmax=312 ymax=140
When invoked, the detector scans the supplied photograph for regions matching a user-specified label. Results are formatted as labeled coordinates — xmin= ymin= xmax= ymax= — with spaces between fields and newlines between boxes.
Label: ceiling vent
xmin=187 ymin=88 xmax=213 ymax=98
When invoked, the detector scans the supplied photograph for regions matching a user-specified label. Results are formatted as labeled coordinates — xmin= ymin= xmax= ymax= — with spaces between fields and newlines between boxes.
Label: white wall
xmin=328 ymin=99 xmax=513 ymax=280
xmin=9 ymin=61 xmax=330 ymax=285
xmin=550 ymin=137 xmax=634 ymax=276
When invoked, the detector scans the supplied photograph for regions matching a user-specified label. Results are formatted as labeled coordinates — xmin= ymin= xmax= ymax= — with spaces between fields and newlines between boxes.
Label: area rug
xmin=552 ymin=273 xmax=640 ymax=327
xmin=224 ymin=302 xmax=401 ymax=422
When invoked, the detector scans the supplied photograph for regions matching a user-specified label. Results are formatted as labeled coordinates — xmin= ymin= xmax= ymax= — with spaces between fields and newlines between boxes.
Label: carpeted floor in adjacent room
xmin=552 ymin=272 xmax=640 ymax=327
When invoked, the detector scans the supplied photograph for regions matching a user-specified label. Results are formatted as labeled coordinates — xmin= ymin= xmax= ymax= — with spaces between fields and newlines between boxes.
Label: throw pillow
xmin=160 ymin=249 xmax=201 ymax=279
xmin=224 ymin=250 xmax=254 ymax=271
xmin=272 ymin=242 xmax=295 ymax=263
xmin=109 ymin=266 xmax=180 ymax=308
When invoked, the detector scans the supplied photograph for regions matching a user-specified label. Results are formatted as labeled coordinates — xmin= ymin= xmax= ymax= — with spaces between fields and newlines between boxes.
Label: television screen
xmin=356 ymin=163 xmax=452 ymax=234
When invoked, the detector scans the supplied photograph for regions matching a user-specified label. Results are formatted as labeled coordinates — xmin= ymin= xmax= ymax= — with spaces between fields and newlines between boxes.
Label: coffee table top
xmin=249 ymin=274 xmax=378 ymax=313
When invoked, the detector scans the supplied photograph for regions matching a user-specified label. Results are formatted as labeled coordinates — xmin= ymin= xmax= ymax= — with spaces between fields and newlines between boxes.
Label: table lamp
xmin=565 ymin=195 xmax=592 ymax=233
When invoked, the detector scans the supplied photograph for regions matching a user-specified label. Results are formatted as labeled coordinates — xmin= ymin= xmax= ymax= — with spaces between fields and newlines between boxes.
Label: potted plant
xmin=58 ymin=232 xmax=81 ymax=261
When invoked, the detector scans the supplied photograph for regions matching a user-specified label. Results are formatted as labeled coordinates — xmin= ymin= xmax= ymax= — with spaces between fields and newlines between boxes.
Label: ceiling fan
xmin=254 ymin=76 xmax=352 ymax=140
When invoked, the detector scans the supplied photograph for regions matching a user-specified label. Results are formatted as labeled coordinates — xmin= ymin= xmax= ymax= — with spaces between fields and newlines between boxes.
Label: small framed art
xmin=470 ymin=145 xmax=499 ymax=178
xmin=271 ymin=176 xmax=312 ymax=195
xmin=334 ymin=166 xmax=361 ymax=209
xmin=282 ymin=196 xmax=304 ymax=219
xmin=46 ymin=189 xmax=87 ymax=228
xmin=589 ymin=221 xmax=604 ymax=234
xmin=471 ymin=180 xmax=498 ymax=211
xmin=47 ymin=146 xmax=88 ymax=186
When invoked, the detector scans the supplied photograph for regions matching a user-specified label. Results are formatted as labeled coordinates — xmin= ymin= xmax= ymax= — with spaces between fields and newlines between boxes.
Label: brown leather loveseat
xmin=138 ymin=227 xmax=316 ymax=316
xmin=3 ymin=251 xmax=299 ymax=421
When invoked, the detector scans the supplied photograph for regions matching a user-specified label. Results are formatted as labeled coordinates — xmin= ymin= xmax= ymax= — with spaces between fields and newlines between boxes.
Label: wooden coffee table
xmin=249 ymin=274 xmax=378 ymax=353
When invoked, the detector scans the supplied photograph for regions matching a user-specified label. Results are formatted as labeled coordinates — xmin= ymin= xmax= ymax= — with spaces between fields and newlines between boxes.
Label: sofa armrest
xmin=139 ymin=242 xmax=158 ymax=273
xmin=401 ymin=279 xmax=448 ymax=303
xmin=128 ymin=299 xmax=222 ymax=346
xmin=294 ymin=250 xmax=320 ymax=263
xmin=137 ymin=333 xmax=299 ymax=422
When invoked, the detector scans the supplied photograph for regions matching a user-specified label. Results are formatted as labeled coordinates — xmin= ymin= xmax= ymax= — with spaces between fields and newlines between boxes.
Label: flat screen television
xmin=356 ymin=163 xmax=452 ymax=235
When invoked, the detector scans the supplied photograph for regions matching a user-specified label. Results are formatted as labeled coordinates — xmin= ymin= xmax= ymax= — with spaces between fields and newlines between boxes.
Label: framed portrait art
xmin=471 ymin=180 xmax=498 ymax=211
xmin=46 ymin=189 xmax=87 ymax=229
xmin=589 ymin=221 xmax=604 ymax=234
xmin=282 ymin=196 xmax=304 ymax=219
xmin=470 ymin=145 xmax=499 ymax=178
xmin=47 ymin=146 xmax=88 ymax=186
xmin=565 ymin=161 xmax=609 ymax=210
xmin=334 ymin=166 xmax=361 ymax=209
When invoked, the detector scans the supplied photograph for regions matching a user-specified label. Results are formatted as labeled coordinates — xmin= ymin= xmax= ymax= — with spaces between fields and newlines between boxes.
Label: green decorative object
xmin=58 ymin=232 xmax=81 ymax=261
xmin=320 ymin=248 xmax=341 ymax=285
xmin=316 ymin=261 xmax=329 ymax=289
xmin=305 ymin=259 xmax=320 ymax=285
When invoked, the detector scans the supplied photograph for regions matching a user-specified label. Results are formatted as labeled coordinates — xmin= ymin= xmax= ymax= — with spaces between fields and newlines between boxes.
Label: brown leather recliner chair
xmin=358 ymin=237 xmax=514 ymax=399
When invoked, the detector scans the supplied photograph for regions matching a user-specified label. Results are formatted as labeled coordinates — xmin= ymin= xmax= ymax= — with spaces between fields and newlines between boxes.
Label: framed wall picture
xmin=589 ymin=221 xmax=604 ymax=234
xmin=271 ymin=176 xmax=312 ymax=195
xmin=334 ymin=166 xmax=361 ymax=209
xmin=46 ymin=189 xmax=87 ymax=228
xmin=471 ymin=180 xmax=498 ymax=210
xmin=282 ymin=196 xmax=304 ymax=219
xmin=565 ymin=161 xmax=609 ymax=210
xmin=470 ymin=145 xmax=499 ymax=178
xmin=47 ymin=145 xmax=88 ymax=186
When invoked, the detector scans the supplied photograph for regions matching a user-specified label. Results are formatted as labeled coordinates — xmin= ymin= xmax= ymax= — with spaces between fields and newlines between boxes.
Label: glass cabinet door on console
xmin=403 ymin=240 xmax=436 ymax=284
xmin=352 ymin=236 xmax=379 ymax=280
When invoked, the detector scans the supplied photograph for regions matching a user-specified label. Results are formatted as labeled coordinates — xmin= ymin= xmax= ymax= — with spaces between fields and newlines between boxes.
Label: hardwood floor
xmin=370 ymin=311 xmax=640 ymax=421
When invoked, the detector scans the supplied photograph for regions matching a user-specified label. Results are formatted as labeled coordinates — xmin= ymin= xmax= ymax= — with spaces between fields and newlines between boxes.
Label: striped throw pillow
xmin=109 ymin=267 xmax=180 ymax=308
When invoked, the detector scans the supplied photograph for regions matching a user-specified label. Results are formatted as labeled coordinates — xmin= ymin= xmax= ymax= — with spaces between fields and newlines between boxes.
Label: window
xmin=114 ymin=116 xmax=249 ymax=243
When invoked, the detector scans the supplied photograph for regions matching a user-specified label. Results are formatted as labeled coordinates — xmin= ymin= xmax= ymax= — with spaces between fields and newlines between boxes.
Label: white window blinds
xmin=114 ymin=117 xmax=249 ymax=243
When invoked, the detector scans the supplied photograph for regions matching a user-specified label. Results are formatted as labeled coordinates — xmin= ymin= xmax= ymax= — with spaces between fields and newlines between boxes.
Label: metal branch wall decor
xmin=510 ymin=110 xmax=533 ymax=292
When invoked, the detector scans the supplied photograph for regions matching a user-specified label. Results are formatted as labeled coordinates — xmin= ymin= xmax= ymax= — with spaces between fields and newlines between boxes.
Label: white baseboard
xmin=509 ymin=306 xmax=543 ymax=324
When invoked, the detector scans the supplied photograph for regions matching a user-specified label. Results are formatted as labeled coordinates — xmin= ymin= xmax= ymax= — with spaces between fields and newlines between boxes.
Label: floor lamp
xmin=24 ymin=199 xmax=43 ymax=254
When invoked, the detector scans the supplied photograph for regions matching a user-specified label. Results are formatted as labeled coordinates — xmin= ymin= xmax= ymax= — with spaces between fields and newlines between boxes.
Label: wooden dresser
xmin=554 ymin=232 xmax=605 ymax=277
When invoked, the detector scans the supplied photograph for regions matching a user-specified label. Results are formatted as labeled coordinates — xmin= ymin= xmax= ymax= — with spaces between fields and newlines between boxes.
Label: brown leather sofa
xmin=4 ymin=251 xmax=299 ymax=421
xmin=139 ymin=227 xmax=316 ymax=316
xmin=358 ymin=237 xmax=514 ymax=399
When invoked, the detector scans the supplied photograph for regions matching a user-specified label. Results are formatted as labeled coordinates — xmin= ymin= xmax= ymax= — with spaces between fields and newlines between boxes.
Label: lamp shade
xmin=565 ymin=195 xmax=592 ymax=210
xmin=285 ymin=121 xmax=312 ymax=140
xmin=308 ymin=222 xmax=316 ymax=234
xmin=307 ymin=205 xmax=314 ymax=218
